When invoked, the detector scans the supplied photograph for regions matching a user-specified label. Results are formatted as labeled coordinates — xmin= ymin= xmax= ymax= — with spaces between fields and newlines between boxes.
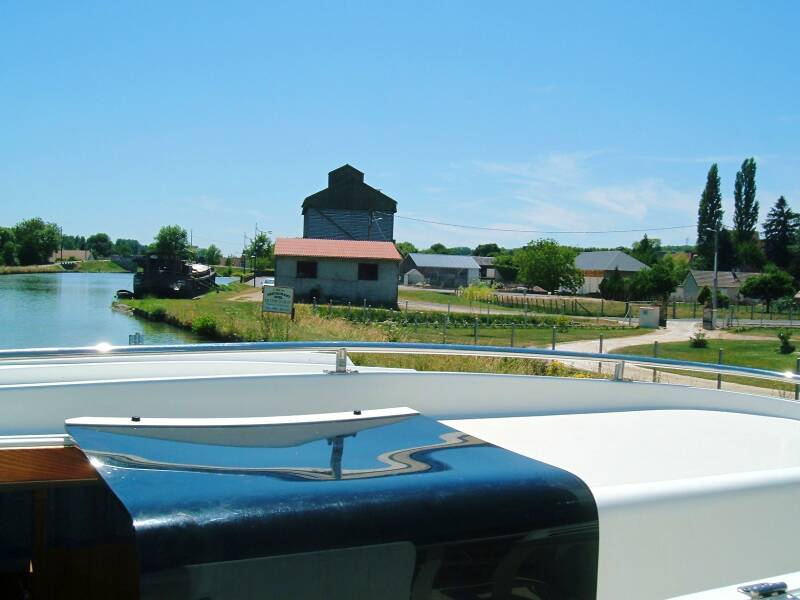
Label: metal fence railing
xmin=1 ymin=341 xmax=797 ymax=399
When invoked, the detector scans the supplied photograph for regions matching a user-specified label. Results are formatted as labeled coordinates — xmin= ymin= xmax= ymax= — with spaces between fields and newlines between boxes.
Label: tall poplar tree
xmin=763 ymin=196 xmax=798 ymax=268
xmin=733 ymin=157 xmax=758 ymax=241
xmin=696 ymin=164 xmax=724 ymax=269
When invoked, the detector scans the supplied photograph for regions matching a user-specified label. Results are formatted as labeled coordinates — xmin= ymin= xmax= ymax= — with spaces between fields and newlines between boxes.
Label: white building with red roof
xmin=274 ymin=238 xmax=401 ymax=306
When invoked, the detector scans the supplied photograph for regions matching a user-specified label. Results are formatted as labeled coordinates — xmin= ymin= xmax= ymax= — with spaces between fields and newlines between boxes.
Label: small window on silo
xmin=297 ymin=261 xmax=318 ymax=279
xmin=358 ymin=263 xmax=379 ymax=281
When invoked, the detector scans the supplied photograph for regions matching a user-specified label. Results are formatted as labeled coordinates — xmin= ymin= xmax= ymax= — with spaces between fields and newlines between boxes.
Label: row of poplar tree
xmin=696 ymin=159 xmax=797 ymax=274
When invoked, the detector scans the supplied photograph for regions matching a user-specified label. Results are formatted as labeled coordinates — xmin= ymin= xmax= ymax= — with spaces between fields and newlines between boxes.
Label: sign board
xmin=262 ymin=286 xmax=294 ymax=315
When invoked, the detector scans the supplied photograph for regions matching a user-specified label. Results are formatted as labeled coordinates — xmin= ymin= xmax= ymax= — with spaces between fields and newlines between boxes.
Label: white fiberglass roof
xmin=444 ymin=409 xmax=800 ymax=488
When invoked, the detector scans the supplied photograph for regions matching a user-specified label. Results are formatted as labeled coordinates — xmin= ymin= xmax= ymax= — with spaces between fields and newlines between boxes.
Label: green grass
xmin=74 ymin=260 xmax=129 ymax=273
xmin=119 ymin=285 xmax=639 ymax=375
xmin=399 ymin=288 xmax=517 ymax=312
xmin=0 ymin=260 xmax=130 ymax=274
xmin=0 ymin=264 xmax=65 ymax=274
xmin=618 ymin=339 xmax=797 ymax=392
xmin=405 ymin=324 xmax=643 ymax=347
xmin=350 ymin=353 xmax=595 ymax=378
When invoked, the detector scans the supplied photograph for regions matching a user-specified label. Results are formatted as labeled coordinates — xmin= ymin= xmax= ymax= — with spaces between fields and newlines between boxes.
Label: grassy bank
xmin=399 ymin=288 xmax=516 ymax=313
xmin=0 ymin=264 xmax=65 ymax=274
xmin=349 ymin=354 xmax=593 ymax=378
xmin=0 ymin=260 xmax=130 ymax=275
xmin=119 ymin=285 xmax=642 ymax=375
xmin=74 ymin=260 xmax=130 ymax=273
xmin=618 ymin=339 xmax=796 ymax=392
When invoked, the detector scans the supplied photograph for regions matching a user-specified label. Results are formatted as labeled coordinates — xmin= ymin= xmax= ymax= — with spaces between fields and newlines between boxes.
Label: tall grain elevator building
xmin=302 ymin=165 xmax=397 ymax=242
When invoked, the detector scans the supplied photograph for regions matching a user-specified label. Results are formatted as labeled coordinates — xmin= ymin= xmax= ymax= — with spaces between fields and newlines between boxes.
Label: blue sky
xmin=2 ymin=1 xmax=799 ymax=255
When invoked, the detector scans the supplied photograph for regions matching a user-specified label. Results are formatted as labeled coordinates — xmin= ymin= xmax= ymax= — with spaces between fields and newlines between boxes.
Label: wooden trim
xmin=0 ymin=446 xmax=99 ymax=486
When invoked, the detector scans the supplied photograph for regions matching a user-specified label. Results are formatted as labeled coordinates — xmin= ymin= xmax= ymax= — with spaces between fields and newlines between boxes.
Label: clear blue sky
xmin=2 ymin=1 xmax=799 ymax=254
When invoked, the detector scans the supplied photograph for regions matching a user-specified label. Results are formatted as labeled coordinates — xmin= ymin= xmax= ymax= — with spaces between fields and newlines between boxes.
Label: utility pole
xmin=712 ymin=227 xmax=719 ymax=329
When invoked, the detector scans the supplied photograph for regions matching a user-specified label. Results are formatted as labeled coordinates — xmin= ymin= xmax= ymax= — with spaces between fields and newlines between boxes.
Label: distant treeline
xmin=0 ymin=218 xmax=149 ymax=266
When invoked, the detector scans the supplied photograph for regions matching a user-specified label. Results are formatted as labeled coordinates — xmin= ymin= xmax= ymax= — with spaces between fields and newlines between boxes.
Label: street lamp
xmin=252 ymin=255 xmax=257 ymax=287
xmin=703 ymin=226 xmax=720 ymax=329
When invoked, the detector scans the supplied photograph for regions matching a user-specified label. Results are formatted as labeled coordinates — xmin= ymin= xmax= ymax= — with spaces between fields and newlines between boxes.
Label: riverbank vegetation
xmin=0 ymin=260 xmax=130 ymax=275
xmin=118 ymin=284 xmax=641 ymax=375
xmin=618 ymin=338 xmax=797 ymax=392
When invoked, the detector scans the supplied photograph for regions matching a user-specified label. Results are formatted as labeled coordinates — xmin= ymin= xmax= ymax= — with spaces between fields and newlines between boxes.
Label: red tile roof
xmin=275 ymin=238 xmax=402 ymax=261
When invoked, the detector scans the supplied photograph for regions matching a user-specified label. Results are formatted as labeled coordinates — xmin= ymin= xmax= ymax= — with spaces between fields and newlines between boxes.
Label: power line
xmin=395 ymin=215 xmax=697 ymax=235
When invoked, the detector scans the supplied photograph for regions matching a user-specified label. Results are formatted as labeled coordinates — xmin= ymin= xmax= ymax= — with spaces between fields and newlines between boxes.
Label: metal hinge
xmin=325 ymin=348 xmax=358 ymax=375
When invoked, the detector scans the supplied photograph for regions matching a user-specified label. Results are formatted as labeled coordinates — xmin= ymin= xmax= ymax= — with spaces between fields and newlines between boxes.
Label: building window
xmin=296 ymin=261 xmax=318 ymax=279
xmin=358 ymin=263 xmax=379 ymax=281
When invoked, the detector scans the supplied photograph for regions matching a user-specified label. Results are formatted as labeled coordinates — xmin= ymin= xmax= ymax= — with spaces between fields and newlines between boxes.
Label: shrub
xmin=696 ymin=286 xmax=729 ymax=308
xmin=689 ymin=330 xmax=708 ymax=348
xmin=150 ymin=307 xmax=167 ymax=321
xmin=460 ymin=283 xmax=494 ymax=303
xmin=191 ymin=315 xmax=218 ymax=337
xmin=777 ymin=329 xmax=796 ymax=354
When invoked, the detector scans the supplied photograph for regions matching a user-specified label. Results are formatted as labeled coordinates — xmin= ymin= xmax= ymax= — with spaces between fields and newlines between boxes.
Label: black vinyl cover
xmin=69 ymin=412 xmax=598 ymax=599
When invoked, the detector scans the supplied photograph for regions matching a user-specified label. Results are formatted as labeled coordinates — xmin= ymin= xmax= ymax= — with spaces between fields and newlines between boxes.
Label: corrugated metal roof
xmin=275 ymin=238 xmax=401 ymax=261
xmin=407 ymin=253 xmax=480 ymax=269
xmin=575 ymin=250 xmax=647 ymax=272
xmin=688 ymin=270 xmax=760 ymax=288
xmin=302 ymin=165 xmax=397 ymax=215
xmin=472 ymin=256 xmax=496 ymax=267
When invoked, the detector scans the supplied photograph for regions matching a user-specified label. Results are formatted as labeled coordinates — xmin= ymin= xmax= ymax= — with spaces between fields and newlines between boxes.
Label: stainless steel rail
xmin=0 ymin=340 xmax=797 ymax=387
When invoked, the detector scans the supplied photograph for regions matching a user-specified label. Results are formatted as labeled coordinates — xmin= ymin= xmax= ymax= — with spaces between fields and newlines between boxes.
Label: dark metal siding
xmin=303 ymin=209 xmax=394 ymax=241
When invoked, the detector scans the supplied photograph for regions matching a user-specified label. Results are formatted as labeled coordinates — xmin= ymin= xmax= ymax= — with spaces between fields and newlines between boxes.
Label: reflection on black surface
xmin=87 ymin=430 xmax=484 ymax=481
xmin=69 ymin=413 xmax=599 ymax=599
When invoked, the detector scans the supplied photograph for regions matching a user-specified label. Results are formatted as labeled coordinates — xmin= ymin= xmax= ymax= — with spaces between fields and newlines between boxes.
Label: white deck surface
xmin=444 ymin=409 xmax=800 ymax=487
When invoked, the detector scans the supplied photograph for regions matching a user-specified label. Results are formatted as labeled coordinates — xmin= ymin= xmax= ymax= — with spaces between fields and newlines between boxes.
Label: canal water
xmin=0 ymin=272 xmax=233 ymax=349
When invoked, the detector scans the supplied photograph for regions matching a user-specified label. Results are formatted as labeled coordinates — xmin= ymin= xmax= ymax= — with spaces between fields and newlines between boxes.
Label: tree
xmin=153 ymin=225 xmax=190 ymax=261
xmin=735 ymin=239 xmax=766 ymax=272
xmin=696 ymin=164 xmax=724 ymax=269
xmin=740 ymin=266 xmax=795 ymax=311
xmin=205 ymin=244 xmax=222 ymax=266
xmin=630 ymin=234 xmax=660 ymax=266
xmin=763 ymin=196 xmax=798 ymax=268
xmin=0 ymin=227 xmax=16 ymax=265
xmin=86 ymin=233 xmax=114 ymax=258
xmin=626 ymin=257 xmax=681 ymax=303
xmin=473 ymin=243 xmax=502 ymax=256
xmin=599 ymin=267 xmax=626 ymax=300
xmin=426 ymin=243 xmax=448 ymax=254
xmin=114 ymin=238 xmax=143 ymax=257
xmin=244 ymin=232 xmax=274 ymax=271
xmin=514 ymin=239 xmax=584 ymax=293
xmin=13 ymin=218 xmax=60 ymax=265
xmin=716 ymin=228 xmax=737 ymax=271
xmin=492 ymin=253 xmax=518 ymax=282
xmin=395 ymin=241 xmax=418 ymax=257
xmin=733 ymin=157 xmax=759 ymax=242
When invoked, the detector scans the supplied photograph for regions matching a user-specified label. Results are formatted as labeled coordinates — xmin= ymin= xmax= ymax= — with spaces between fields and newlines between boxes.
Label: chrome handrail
xmin=0 ymin=340 xmax=797 ymax=387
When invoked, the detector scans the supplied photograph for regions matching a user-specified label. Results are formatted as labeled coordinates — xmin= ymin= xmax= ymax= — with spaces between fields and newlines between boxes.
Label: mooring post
xmin=473 ymin=318 xmax=478 ymax=344
xmin=652 ymin=340 xmax=659 ymax=382
xmin=795 ymin=357 xmax=800 ymax=401
xmin=551 ymin=326 xmax=556 ymax=350
xmin=717 ymin=348 xmax=724 ymax=389
xmin=598 ymin=333 xmax=604 ymax=374
xmin=511 ymin=323 xmax=516 ymax=347
xmin=442 ymin=317 xmax=447 ymax=344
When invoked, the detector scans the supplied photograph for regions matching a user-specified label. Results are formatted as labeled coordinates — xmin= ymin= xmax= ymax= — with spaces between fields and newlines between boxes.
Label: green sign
xmin=262 ymin=286 xmax=294 ymax=315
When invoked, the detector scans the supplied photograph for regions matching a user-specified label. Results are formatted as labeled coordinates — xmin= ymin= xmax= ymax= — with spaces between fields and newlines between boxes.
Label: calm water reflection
xmin=0 ymin=272 xmax=206 ymax=349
